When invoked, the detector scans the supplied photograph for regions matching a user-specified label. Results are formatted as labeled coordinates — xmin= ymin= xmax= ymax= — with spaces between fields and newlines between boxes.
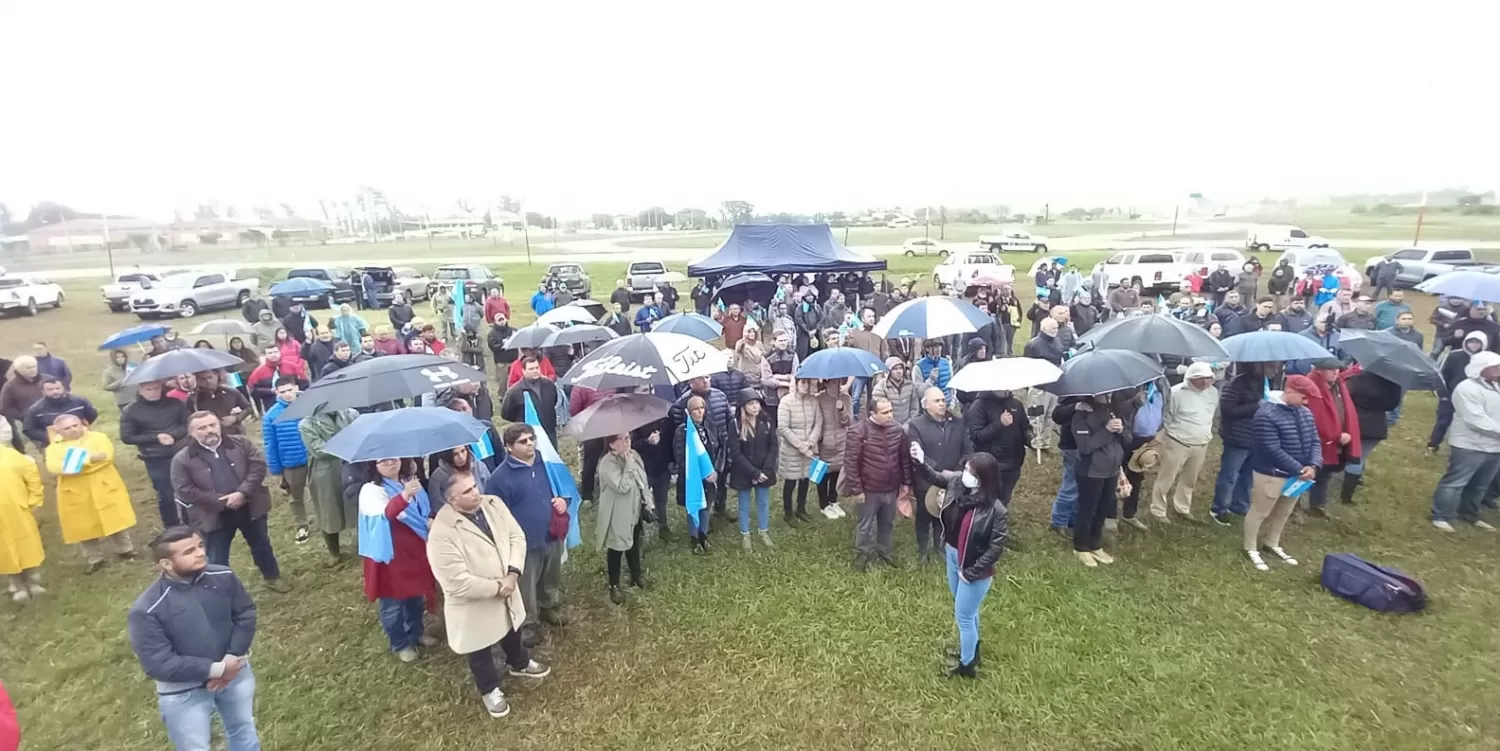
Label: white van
xmin=1246 ymin=224 xmax=1330 ymax=252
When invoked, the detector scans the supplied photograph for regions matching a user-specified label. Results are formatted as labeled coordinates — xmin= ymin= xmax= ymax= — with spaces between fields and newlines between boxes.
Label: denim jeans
xmin=377 ymin=596 xmax=425 ymax=652
xmin=1431 ymin=447 xmax=1500 ymax=522
xmin=737 ymin=487 xmax=770 ymax=533
xmin=143 ymin=455 xmax=180 ymax=528
xmin=1210 ymin=445 xmax=1254 ymax=516
xmin=1050 ymin=449 xmax=1079 ymax=528
xmin=158 ymin=662 xmax=259 ymax=751
xmin=945 ymin=545 xmax=993 ymax=666
xmin=204 ymin=513 xmax=281 ymax=581
xmin=1341 ymin=438 xmax=1383 ymax=477
xmin=685 ymin=506 xmax=711 ymax=537
xmin=850 ymin=376 xmax=871 ymax=417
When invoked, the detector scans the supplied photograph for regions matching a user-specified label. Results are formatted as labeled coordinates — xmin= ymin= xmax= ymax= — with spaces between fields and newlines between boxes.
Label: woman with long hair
xmin=596 ymin=432 xmax=652 ymax=603
xmin=910 ymin=449 xmax=1009 ymax=678
xmin=728 ymin=389 xmax=777 ymax=551
xmin=357 ymin=457 xmax=438 ymax=663
xmin=427 ymin=444 xmax=491 ymax=518
xmin=814 ymin=378 xmax=851 ymax=518
xmin=226 ymin=336 xmax=260 ymax=414
xmin=193 ymin=339 xmax=215 ymax=349
xmin=776 ymin=378 xmax=823 ymax=527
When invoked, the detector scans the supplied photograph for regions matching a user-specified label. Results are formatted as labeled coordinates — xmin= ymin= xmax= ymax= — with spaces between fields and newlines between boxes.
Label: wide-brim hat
xmin=1127 ymin=436 xmax=1163 ymax=473
xmin=924 ymin=485 xmax=945 ymax=518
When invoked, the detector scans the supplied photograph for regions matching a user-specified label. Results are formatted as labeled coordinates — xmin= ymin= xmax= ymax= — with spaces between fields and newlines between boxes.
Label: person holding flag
xmin=484 ymin=418 xmax=573 ymax=647
xmin=45 ymin=413 xmax=138 ymax=572
xmin=676 ymin=395 xmax=722 ymax=553
xmin=357 ymin=458 xmax=438 ymax=663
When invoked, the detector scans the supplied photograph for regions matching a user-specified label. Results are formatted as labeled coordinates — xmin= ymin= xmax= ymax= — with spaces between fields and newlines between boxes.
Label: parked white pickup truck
xmin=101 ymin=272 xmax=161 ymax=312
xmin=131 ymin=271 xmax=260 ymax=319
xmin=932 ymin=251 xmax=1012 ymax=290
xmin=978 ymin=228 xmax=1049 ymax=253
xmin=0 ymin=274 xmax=65 ymax=316
xmin=1095 ymin=249 xmax=1184 ymax=293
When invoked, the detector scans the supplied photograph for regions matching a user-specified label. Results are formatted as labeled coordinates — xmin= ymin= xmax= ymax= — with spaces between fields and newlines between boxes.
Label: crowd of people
xmin=2 ymin=255 xmax=1496 ymax=749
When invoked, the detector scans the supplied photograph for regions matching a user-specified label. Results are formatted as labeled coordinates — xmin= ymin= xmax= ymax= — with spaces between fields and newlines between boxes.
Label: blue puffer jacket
xmin=669 ymin=386 xmax=732 ymax=448
xmin=915 ymin=355 xmax=953 ymax=401
xmin=262 ymin=400 xmax=309 ymax=474
xmin=1249 ymin=401 xmax=1321 ymax=478
xmin=1218 ymin=371 xmax=1264 ymax=448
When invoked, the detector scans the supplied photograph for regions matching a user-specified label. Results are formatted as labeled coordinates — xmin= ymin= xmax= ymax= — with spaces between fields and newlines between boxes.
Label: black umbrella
xmin=714 ymin=271 xmax=776 ymax=305
xmin=567 ymin=393 xmax=673 ymax=441
xmin=1076 ymin=314 xmax=1229 ymax=359
xmin=1045 ymin=350 xmax=1163 ymax=397
xmin=274 ymin=354 xmax=485 ymax=421
xmin=124 ymin=349 xmax=245 ymax=386
xmin=543 ymin=324 xmax=618 ymax=348
xmin=1338 ymin=329 xmax=1444 ymax=391
xmin=503 ymin=324 xmax=560 ymax=351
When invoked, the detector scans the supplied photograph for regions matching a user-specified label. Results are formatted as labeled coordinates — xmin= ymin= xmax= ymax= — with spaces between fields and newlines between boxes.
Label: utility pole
xmin=1171 ymin=205 xmax=1179 ymax=236
xmin=523 ymin=223 xmax=532 ymax=265
xmin=1413 ymin=190 xmax=1429 ymax=245
xmin=103 ymin=214 xmax=115 ymax=277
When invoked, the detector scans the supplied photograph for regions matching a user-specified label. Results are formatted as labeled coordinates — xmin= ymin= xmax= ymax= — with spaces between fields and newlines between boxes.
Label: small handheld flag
xmin=60 ymin=447 xmax=87 ymax=475
xmin=470 ymin=431 xmax=495 ymax=461
xmin=524 ymin=392 xmax=583 ymax=548
xmin=1282 ymin=478 xmax=1313 ymax=498
xmin=452 ymin=279 xmax=467 ymax=335
xmin=226 ymin=371 xmax=244 ymax=389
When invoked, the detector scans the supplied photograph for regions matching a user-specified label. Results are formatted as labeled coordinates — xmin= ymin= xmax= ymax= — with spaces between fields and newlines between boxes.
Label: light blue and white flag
xmin=60 ymin=447 xmax=88 ymax=475
xmin=684 ymin=412 xmax=715 ymax=519
xmin=451 ymin=279 xmax=467 ymax=334
xmin=226 ymin=371 xmax=244 ymax=389
xmin=524 ymin=391 xmax=583 ymax=549
xmin=470 ymin=431 xmax=495 ymax=461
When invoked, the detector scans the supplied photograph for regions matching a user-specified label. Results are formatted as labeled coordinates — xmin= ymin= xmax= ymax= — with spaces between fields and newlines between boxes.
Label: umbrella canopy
xmin=269 ymin=277 xmax=334 ymax=297
xmin=565 ymin=299 xmax=608 ymax=320
xmin=655 ymin=271 xmax=688 ymax=284
xmin=542 ymin=324 xmax=618 ymax=348
xmin=564 ymin=332 xmax=729 ymax=390
xmin=123 ymin=349 xmax=245 ymax=385
xmin=537 ymin=305 xmax=598 ymax=327
xmin=567 ymin=393 xmax=673 ymax=441
xmin=1338 ymin=329 xmax=1444 ymax=391
xmin=503 ymin=324 xmax=561 ymax=350
xmin=1222 ymin=331 xmax=1335 ymax=363
xmin=1417 ymin=270 xmax=1500 ymax=302
xmin=1077 ymin=314 xmax=1230 ymax=359
xmin=873 ymin=297 xmax=992 ymax=339
xmin=715 ymin=272 xmax=776 ymax=305
xmin=653 ymin=312 xmax=723 ymax=341
xmin=948 ymin=357 xmax=1063 ymax=393
xmin=323 ymin=407 xmax=489 ymax=462
xmin=99 ymin=323 xmax=168 ymax=351
xmin=189 ymin=319 xmax=255 ymax=336
xmin=795 ymin=347 xmax=890 ymax=380
xmin=274 ymin=354 xmax=485 ymax=421
xmin=1045 ymin=350 xmax=1163 ymax=397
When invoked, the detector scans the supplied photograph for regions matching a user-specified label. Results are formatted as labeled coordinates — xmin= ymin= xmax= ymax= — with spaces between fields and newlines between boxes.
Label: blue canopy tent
xmin=686 ymin=224 xmax=888 ymax=277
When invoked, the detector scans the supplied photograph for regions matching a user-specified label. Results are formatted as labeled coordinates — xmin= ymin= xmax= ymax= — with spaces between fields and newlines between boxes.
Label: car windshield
xmin=287 ymin=269 xmax=328 ymax=280
xmin=119 ymin=274 xmax=153 ymax=283
xmin=551 ymin=265 xmax=582 ymax=274
xmin=434 ymin=268 xmax=471 ymax=280
xmin=0 ymin=278 xmax=25 ymax=289
xmin=631 ymin=263 xmax=665 ymax=273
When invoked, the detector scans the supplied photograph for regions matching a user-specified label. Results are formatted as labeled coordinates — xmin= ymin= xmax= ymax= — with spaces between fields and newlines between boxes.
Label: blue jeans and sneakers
xmin=158 ymin=662 xmax=259 ymax=751
xmin=1210 ymin=445 xmax=1254 ymax=524
xmin=1049 ymin=449 xmax=1079 ymax=531
xmin=738 ymin=487 xmax=773 ymax=551
xmin=1430 ymin=446 xmax=1500 ymax=532
xmin=945 ymin=545 xmax=992 ymax=669
xmin=377 ymin=595 xmax=427 ymax=658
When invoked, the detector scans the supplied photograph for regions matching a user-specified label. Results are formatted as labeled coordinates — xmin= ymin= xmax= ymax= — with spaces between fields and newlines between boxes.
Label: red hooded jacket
xmin=1307 ymin=370 xmax=1361 ymax=466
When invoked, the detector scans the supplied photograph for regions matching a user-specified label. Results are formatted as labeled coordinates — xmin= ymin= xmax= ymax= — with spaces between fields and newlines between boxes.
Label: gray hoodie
xmin=250 ymin=310 xmax=280 ymax=350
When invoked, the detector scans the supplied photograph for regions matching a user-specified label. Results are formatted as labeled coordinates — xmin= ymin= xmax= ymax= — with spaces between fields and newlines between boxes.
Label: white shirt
xmin=1163 ymin=382 xmax=1219 ymax=446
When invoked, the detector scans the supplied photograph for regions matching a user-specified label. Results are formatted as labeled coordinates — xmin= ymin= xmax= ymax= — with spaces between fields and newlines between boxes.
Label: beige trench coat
xmin=596 ymin=451 xmax=649 ymax=552
xmin=815 ymin=390 xmax=852 ymax=471
xmin=426 ymin=494 xmax=528 ymax=655
xmin=776 ymin=391 xmax=823 ymax=480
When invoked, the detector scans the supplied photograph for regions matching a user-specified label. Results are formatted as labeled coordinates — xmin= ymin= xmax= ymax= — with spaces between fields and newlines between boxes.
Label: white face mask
xmin=961 ymin=470 xmax=979 ymax=489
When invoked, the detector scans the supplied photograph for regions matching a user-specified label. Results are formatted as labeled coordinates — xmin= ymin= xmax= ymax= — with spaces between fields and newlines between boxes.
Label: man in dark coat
xmin=487 ymin=313 xmax=518 ymax=372
xmin=500 ymin=357 xmax=560 ymax=440
xmin=964 ymin=389 xmax=1032 ymax=503
xmin=1207 ymin=264 xmax=1235 ymax=308
xmin=281 ymin=303 xmax=315 ymax=345
xmin=609 ymin=279 xmax=632 ymax=313
xmin=906 ymin=386 xmax=968 ymax=562
xmin=1209 ymin=367 xmax=1264 ymax=524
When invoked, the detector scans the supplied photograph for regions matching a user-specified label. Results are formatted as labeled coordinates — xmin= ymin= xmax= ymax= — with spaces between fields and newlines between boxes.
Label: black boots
xmin=1340 ymin=474 xmax=1362 ymax=504
xmin=945 ymin=660 xmax=978 ymax=679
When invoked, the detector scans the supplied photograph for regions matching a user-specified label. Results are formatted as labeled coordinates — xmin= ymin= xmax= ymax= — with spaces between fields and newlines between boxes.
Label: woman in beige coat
xmin=814 ymin=380 xmax=853 ymax=518
xmin=596 ymin=433 xmax=651 ymax=604
xmin=776 ymin=378 xmax=823 ymax=526
xmin=426 ymin=471 xmax=551 ymax=720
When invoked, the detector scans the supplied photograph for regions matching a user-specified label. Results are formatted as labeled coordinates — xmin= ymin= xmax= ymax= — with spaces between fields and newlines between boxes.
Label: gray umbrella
xmin=567 ymin=393 xmax=672 ymax=441
xmin=1338 ymin=329 xmax=1444 ymax=391
xmin=124 ymin=349 xmax=245 ymax=385
xmin=1045 ymin=349 xmax=1163 ymax=397
xmin=543 ymin=324 xmax=618 ymax=348
xmin=1076 ymin=314 xmax=1229 ymax=359
xmin=503 ymin=324 xmax=561 ymax=350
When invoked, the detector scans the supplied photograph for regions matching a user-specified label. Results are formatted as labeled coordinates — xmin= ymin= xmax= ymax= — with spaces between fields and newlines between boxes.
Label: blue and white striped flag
xmin=60 ymin=447 xmax=87 ymax=475
xmin=684 ymin=413 xmax=715 ymax=519
xmin=470 ymin=430 xmax=495 ymax=461
xmin=523 ymin=392 xmax=583 ymax=549
xmin=451 ymin=279 xmax=466 ymax=335
xmin=226 ymin=371 xmax=244 ymax=388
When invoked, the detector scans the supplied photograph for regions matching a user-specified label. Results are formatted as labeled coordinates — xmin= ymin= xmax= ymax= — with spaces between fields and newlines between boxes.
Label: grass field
xmin=2 ymin=254 xmax=1499 ymax=750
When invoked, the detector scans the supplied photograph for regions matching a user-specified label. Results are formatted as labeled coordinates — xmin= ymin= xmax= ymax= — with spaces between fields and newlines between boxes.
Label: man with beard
xmin=22 ymin=377 xmax=97 ymax=447
xmin=501 ymin=358 xmax=560 ymax=441
xmin=171 ymin=412 xmax=287 ymax=590
xmin=186 ymin=370 xmax=251 ymax=437
xmin=1275 ymin=297 xmax=1314 ymax=334
xmin=1239 ymin=297 xmax=1278 ymax=333
xmin=281 ymin=301 xmax=316 ymax=346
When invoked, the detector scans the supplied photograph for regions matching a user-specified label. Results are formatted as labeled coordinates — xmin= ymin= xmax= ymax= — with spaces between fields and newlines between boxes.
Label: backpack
xmin=1320 ymin=553 xmax=1427 ymax=614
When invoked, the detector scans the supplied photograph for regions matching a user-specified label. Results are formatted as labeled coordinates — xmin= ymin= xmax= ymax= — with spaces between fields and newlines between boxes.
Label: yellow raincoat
xmin=0 ymin=446 xmax=44 ymax=574
xmin=44 ymin=431 xmax=136 ymax=544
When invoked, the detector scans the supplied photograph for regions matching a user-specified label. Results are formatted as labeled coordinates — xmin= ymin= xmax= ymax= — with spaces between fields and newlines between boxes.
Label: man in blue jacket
xmin=484 ymin=423 xmax=568 ymax=647
xmin=634 ymin=292 xmax=664 ymax=333
xmin=1210 ymin=366 xmax=1264 ymax=524
xmin=31 ymin=341 xmax=72 ymax=389
xmin=262 ymin=380 xmax=312 ymax=546
xmin=127 ymin=527 xmax=259 ymax=750
xmin=1243 ymin=375 xmax=1322 ymax=571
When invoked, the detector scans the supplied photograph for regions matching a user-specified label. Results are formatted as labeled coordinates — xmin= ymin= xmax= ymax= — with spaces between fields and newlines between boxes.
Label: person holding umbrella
xmin=298 ymin=408 xmax=360 ymax=563
xmin=357 ymin=457 xmax=438 ymax=663
xmin=1070 ymin=390 xmax=1133 ymax=568
xmin=597 ymin=432 xmax=652 ymax=602
xmin=728 ymin=388 xmax=777 ymax=552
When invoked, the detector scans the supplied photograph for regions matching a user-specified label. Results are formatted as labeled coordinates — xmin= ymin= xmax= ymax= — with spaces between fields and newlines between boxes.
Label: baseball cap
xmin=1184 ymin=362 xmax=1215 ymax=380
xmin=1283 ymin=374 xmax=1323 ymax=400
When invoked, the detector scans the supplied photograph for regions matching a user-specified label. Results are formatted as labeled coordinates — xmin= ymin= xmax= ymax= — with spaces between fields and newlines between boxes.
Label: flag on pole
xmin=523 ymin=391 xmax=582 ymax=548
xmin=451 ymin=279 xmax=467 ymax=335
xmin=683 ymin=413 xmax=715 ymax=520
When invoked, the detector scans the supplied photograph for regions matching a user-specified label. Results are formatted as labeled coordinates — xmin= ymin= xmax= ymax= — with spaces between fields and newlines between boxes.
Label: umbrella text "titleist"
xmin=671 ymin=346 xmax=707 ymax=374
xmin=575 ymin=356 xmax=659 ymax=381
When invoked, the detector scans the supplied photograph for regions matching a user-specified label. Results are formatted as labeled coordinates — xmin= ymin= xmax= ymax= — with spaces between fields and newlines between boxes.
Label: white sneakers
xmin=1267 ymin=547 xmax=1298 ymax=566
xmin=822 ymin=504 xmax=846 ymax=519
xmin=1076 ymin=551 xmax=1098 ymax=568
xmin=395 ymin=647 xmax=419 ymax=663
xmin=1247 ymin=547 xmax=1297 ymax=571
xmin=481 ymin=689 xmax=511 ymax=719
xmin=757 ymin=530 xmax=775 ymax=549
xmin=1433 ymin=519 xmax=1496 ymax=532
xmin=1432 ymin=520 xmax=1456 ymax=533
xmin=1089 ymin=549 xmax=1114 ymax=565
xmin=1475 ymin=520 xmax=1497 ymax=531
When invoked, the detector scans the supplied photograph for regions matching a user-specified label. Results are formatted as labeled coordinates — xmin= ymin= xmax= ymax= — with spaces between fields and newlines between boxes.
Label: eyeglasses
xmin=511 ymin=436 xmax=535 ymax=446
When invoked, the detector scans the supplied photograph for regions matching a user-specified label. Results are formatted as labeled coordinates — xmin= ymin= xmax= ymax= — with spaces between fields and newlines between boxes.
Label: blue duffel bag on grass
xmin=1320 ymin=553 xmax=1427 ymax=614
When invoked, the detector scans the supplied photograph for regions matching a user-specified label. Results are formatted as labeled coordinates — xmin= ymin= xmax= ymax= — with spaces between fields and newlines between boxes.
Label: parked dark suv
xmin=284 ymin=267 xmax=359 ymax=309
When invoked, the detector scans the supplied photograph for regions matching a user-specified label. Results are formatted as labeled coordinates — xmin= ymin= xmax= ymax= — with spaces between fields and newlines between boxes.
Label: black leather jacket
xmin=916 ymin=465 xmax=1008 ymax=581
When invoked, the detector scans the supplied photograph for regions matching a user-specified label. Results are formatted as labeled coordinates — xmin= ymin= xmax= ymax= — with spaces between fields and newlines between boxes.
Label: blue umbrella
xmin=653 ymin=312 xmax=723 ymax=341
xmin=99 ymin=323 xmax=168 ymax=350
xmin=873 ymin=297 xmax=992 ymax=339
xmin=322 ymin=407 xmax=490 ymax=462
xmin=795 ymin=347 xmax=890 ymax=380
xmin=1416 ymin=270 xmax=1500 ymax=302
xmin=1222 ymin=330 xmax=1335 ymax=362
xmin=269 ymin=277 xmax=335 ymax=297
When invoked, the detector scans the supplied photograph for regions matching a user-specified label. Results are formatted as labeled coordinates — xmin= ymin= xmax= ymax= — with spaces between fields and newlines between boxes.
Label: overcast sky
xmin=4 ymin=1 xmax=1494 ymax=219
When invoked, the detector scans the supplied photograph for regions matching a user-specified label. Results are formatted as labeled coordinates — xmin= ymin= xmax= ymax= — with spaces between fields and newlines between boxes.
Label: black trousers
xmin=1112 ymin=435 xmax=1151 ymax=519
xmin=816 ymin=470 xmax=841 ymax=508
xmin=467 ymin=630 xmax=530 ymax=695
xmin=782 ymin=478 xmax=809 ymax=514
xmin=914 ymin=485 xmax=942 ymax=554
xmin=997 ymin=467 xmax=1022 ymax=504
xmin=605 ymin=522 xmax=644 ymax=587
xmin=647 ymin=469 xmax=671 ymax=528
xmin=580 ymin=438 xmax=605 ymax=502
xmin=1073 ymin=474 xmax=1114 ymax=552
